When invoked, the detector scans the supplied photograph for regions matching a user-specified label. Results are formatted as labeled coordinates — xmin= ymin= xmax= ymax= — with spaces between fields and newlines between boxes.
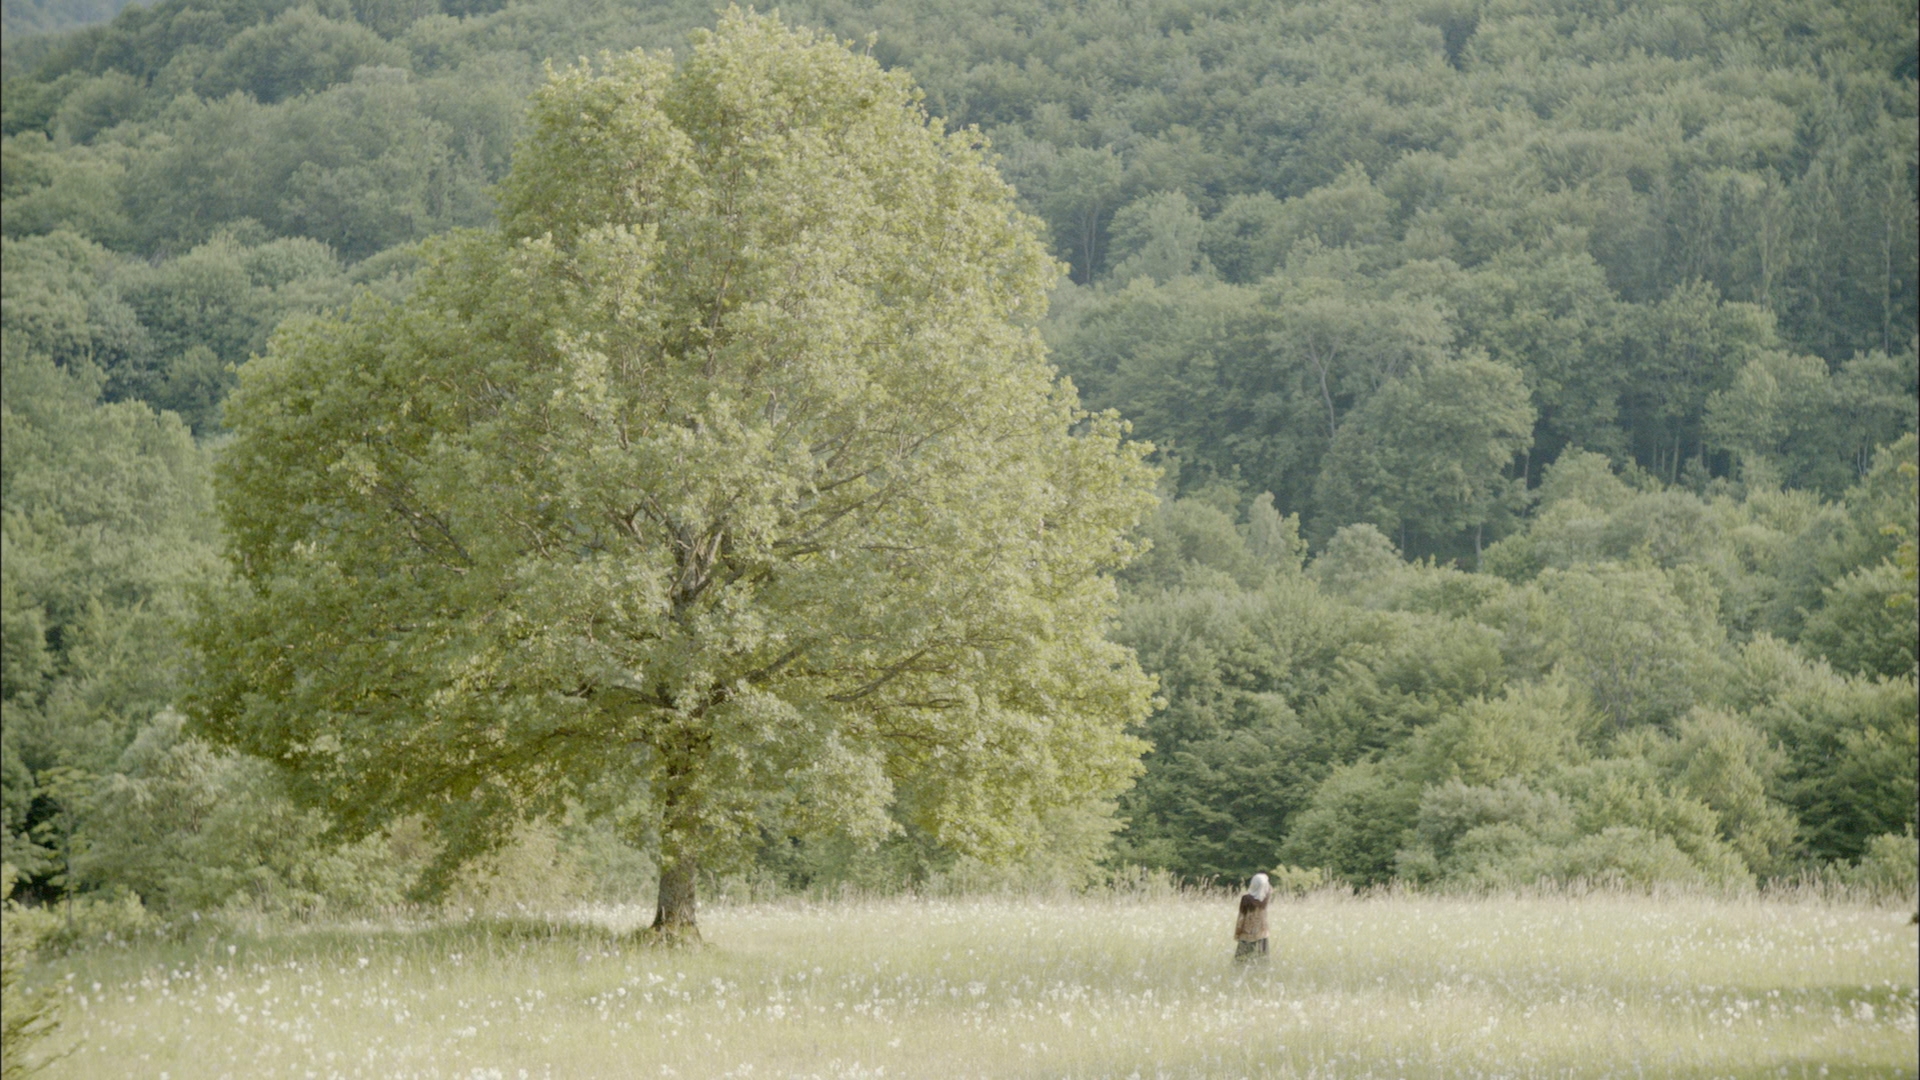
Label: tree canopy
xmin=188 ymin=11 xmax=1158 ymax=935
xmin=0 ymin=0 xmax=1913 ymax=919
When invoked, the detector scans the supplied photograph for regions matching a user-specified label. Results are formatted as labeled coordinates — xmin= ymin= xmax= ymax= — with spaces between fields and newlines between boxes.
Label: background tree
xmin=1103 ymin=190 xmax=1211 ymax=287
xmin=0 ymin=340 xmax=220 ymax=907
xmin=1446 ymin=237 xmax=1624 ymax=467
xmin=1617 ymin=281 xmax=1776 ymax=482
xmin=1313 ymin=354 xmax=1535 ymax=558
xmin=189 ymin=12 xmax=1157 ymax=939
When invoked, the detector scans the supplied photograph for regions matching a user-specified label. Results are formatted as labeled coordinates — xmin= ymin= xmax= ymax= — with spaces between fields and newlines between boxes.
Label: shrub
xmin=3 ymin=889 xmax=156 ymax=955
xmin=1 ymin=865 xmax=62 ymax=1078
xmin=1847 ymin=831 xmax=1919 ymax=900
xmin=1266 ymin=864 xmax=1326 ymax=895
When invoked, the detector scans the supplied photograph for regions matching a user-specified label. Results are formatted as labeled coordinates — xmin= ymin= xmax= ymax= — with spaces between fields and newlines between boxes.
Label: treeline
xmin=1115 ymin=446 xmax=1914 ymax=889
xmin=1 ymin=0 xmax=1915 ymax=919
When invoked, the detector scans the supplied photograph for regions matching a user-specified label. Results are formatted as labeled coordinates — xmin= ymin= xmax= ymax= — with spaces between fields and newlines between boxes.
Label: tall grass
xmin=14 ymin=887 xmax=1916 ymax=1078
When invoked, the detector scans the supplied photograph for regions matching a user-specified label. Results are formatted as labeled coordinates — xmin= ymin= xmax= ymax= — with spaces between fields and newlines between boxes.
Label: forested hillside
xmin=2 ymin=0 xmax=1915 ymax=919
xmin=2 ymin=0 xmax=140 ymax=40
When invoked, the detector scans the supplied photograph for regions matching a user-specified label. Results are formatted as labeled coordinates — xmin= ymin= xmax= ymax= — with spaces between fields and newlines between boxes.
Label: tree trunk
xmin=651 ymin=848 xmax=700 ymax=943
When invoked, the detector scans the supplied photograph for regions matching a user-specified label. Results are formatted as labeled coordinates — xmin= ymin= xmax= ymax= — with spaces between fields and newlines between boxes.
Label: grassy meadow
xmin=13 ymin=890 xmax=1917 ymax=1079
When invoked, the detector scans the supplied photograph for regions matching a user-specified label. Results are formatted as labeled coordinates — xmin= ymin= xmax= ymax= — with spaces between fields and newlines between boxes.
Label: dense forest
xmin=2 ymin=0 xmax=1915 ymax=925
xmin=2 ymin=0 xmax=137 ymax=38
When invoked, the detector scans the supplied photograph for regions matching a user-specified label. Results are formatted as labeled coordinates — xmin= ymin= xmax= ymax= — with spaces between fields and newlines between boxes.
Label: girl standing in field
xmin=1234 ymin=873 xmax=1272 ymax=961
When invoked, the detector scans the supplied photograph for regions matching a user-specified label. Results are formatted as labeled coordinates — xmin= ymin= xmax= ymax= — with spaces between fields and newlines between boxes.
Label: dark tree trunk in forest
xmin=651 ymin=849 xmax=700 ymax=942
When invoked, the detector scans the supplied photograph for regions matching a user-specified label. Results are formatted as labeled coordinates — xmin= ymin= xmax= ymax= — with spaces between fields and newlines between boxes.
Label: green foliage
xmin=198 ymin=6 xmax=407 ymax=103
xmin=1116 ymin=560 xmax=1375 ymax=879
xmin=118 ymin=72 xmax=502 ymax=258
xmin=191 ymin=13 xmax=1158 ymax=924
xmin=111 ymin=232 xmax=349 ymax=431
xmin=1179 ymin=451 xmax=1917 ymax=891
xmin=1 ymin=228 xmax=350 ymax=431
xmin=1616 ymin=280 xmax=1777 ymax=482
xmin=1502 ymin=563 xmax=1729 ymax=730
xmin=0 ymin=866 xmax=62 ymax=1080
xmin=4 ymin=0 xmax=1912 ymax=511
xmin=1845 ymin=830 xmax=1919 ymax=899
xmin=1120 ymin=494 xmax=1278 ymax=592
xmin=1 ymin=884 xmax=154 ymax=954
xmin=1800 ymin=562 xmax=1920 ymax=679
xmin=0 ymin=744 xmax=50 ymax=879
xmin=1246 ymin=262 xmax=1459 ymax=515
xmin=1708 ymin=347 xmax=1919 ymax=496
xmin=1313 ymin=354 xmax=1534 ymax=552
xmin=0 ymin=0 xmax=1914 ymax=905
xmin=1044 ymin=274 xmax=1264 ymax=494
xmin=1654 ymin=709 xmax=1798 ymax=875
xmin=1104 ymin=190 xmax=1210 ymax=287
xmin=1401 ymin=680 xmax=1591 ymax=790
xmin=1278 ymin=760 xmax=1421 ymax=887
xmin=0 ymin=133 xmax=129 ymax=243
xmin=0 ymin=343 xmax=218 ymax=751
xmin=1263 ymin=863 xmax=1324 ymax=895
xmin=1202 ymin=192 xmax=1289 ymax=285
xmin=1730 ymin=636 xmax=1918 ymax=863
xmin=0 ymin=339 xmax=228 ymax=912
xmin=1538 ymin=827 xmax=1734 ymax=890
xmin=1398 ymin=778 xmax=1578 ymax=888
xmin=3 ymin=0 xmax=139 ymax=37
xmin=78 ymin=711 xmax=418 ymax=915
xmin=1446 ymin=239 xmax=1623 ymax=462
xmin=1308 ymin=523 xmax=1403 ymax=603
xmin=1553 ymin=757 xmax=1752 ymax=886
xmin=0 ymin=231 xmax=142 ymax=372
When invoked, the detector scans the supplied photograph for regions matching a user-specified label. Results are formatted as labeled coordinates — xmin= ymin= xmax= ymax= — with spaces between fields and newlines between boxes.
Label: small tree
xmin=190 ymin=11 xmax=1157 ymax=939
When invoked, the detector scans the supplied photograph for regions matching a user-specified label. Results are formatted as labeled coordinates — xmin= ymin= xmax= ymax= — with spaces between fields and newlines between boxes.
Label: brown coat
xmin=1234 ymin=893 xmax=1269 ymax=941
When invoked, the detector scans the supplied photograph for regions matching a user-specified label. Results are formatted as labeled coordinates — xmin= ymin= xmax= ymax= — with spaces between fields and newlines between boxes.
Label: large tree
xmin=188 ymin=11 xmax=1157 ymax=939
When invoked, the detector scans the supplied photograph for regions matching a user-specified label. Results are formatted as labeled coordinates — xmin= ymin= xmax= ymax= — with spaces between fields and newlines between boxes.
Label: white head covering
xmin=1249 ymin=873 xmax=1271 ymax=901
